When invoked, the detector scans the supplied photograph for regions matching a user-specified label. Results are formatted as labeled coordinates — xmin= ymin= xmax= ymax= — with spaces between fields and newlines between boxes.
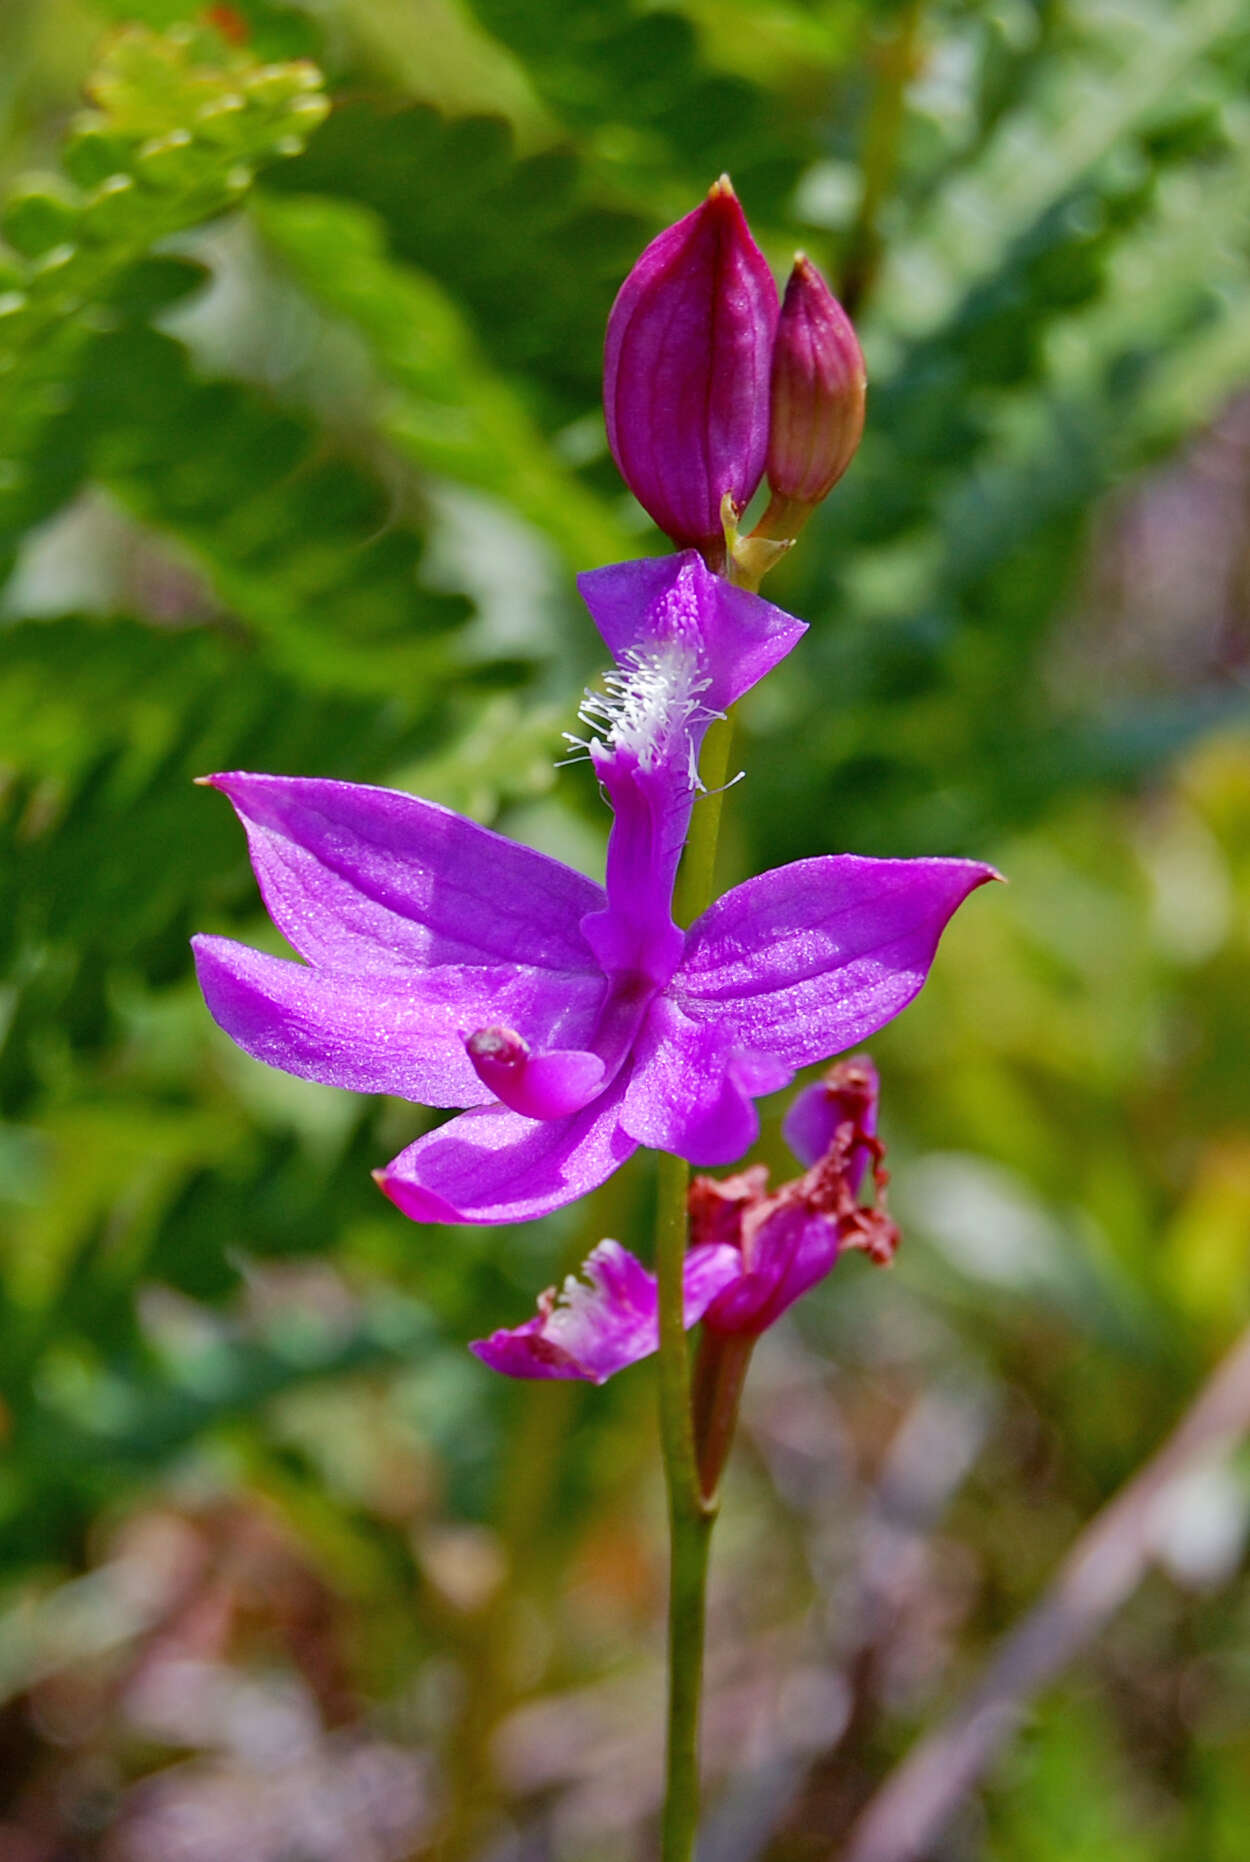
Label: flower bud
xmin=765 ymin=255 xmax=865 ymax=518
xmin=604 ymin=176 xmax=778 ymax=559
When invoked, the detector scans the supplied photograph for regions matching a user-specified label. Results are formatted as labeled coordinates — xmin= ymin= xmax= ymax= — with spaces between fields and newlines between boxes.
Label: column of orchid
xmin=192 ymin=178 xmax=994 ymax=1858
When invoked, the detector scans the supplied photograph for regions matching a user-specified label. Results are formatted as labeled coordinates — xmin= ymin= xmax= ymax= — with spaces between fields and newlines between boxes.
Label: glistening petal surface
xmin=193 ymin=935 xmax=607 ymax=1107
xmin=377 ymin=1081 xmax=637 ymax=1226
xmin=621 ymin=995 xmax=790 ymax=1166
xmin=674 ymin=855 xmax=998 ymax=1068
xmin=204 ymin=773 xmax=605 ymax=974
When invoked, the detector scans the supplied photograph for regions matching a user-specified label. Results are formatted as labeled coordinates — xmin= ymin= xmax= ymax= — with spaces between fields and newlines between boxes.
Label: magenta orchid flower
xmin=471 ymin=1058 xmax=896 ymax=1380
xmin=193 ymin=550 xmax=992 ymax=1228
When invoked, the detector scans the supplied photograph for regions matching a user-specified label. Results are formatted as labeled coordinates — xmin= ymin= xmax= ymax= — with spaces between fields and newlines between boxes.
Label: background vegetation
xmin=1 ymin=0 xmax=1249 ymax=1856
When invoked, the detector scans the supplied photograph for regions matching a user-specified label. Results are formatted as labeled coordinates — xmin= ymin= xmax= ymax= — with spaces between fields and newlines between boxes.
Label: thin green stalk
xmin=673 ymin=711 xmax=735 ymax=930
xmin=656 ymin=700 xmax=740 ymax=1860
xmin=655 ymin=1147 xmax=712 ymax=1861
xmin=839 ymin=0 xmax=923 ymax=317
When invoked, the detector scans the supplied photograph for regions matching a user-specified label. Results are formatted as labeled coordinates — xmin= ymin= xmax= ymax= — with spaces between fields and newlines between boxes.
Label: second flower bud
xmin=762 ymin=254 xmax=866 ymax=536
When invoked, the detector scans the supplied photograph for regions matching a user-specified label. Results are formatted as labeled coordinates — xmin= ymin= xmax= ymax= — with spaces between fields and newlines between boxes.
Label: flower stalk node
xmin=720 ymin=488 xmax=793 ymax=591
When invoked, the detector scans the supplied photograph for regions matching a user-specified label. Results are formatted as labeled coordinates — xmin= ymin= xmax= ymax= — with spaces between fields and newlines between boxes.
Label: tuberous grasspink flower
xmin=604 ymin=176 xmax=778 ymax=561
xmin=188 ymin=174 xmax=995 ymax=1845
xmin=194 ymin=551 xmax=993 ymax=1228
xmin=472 ymin=1057 xmax=896 ymax=1380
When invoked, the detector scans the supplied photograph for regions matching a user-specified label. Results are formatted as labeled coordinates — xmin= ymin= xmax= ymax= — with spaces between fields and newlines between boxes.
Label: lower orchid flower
xmin=468 ymin=1239 xmax=743 ymax=1385
xmin=194 ymin=551 xmax=994 ymax=1227
xmin=471 ymin=1057 xmax=895 ymax=1381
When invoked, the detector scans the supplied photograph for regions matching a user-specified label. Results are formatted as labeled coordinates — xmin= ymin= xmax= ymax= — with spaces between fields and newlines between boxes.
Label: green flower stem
xmin=839 ymin=0 xmax=923 ymax=317
xmin=655 ymin=1147 xmax=713 ymax=1862
xmin=673 ymin=710 xmax=735 ymax=930
xmin=656 ymin=703 xmax=739 ymax=1860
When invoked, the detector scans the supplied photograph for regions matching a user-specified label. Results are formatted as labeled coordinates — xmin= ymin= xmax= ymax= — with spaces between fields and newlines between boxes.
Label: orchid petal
xmin=704 ymin=1205 xmax=839 ymax=1336
xmin=573 ymin=556 xmax=806 ymax=983
xmin=192 ymin=935 xmax=605 ymax=1107
xmin=377 ymin=1083 xmax=637 ymax=1226
xmin=782 ymin=1056 xmax=879 ymax=1193
xmin=576 ymin=552 xmax=807 ymax=715
xmin=580 ymin=754 xmax=688 ymax=984
xmin=203 ymin=773 xmax=604 ymax=975
xmin=675 ymin=855 xmax=998 ymax=1069
xmin=470 ymin=1238 xmax=741 ymax=1383
xmin=621 ymin=996 xmax=792 ymax=1166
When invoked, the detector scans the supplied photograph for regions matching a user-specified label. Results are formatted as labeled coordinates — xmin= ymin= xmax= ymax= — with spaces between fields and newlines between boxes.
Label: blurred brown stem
xmin=839 ymin=1319 xmax=1250 ymax=1862
xmin=692 ymin=1330 xmax=755 ymax=1502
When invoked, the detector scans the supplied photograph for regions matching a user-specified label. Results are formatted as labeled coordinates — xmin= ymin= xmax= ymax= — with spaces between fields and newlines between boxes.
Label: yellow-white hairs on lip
xmin=560 ymin=639 xmax=719 ymax=784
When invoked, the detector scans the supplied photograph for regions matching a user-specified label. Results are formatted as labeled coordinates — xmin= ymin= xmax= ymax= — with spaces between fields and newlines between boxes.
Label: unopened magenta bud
xmin=765 ymin=255 xmax=866 ymax=517
xmin=604 ymin=176 xmax=778 ymax=560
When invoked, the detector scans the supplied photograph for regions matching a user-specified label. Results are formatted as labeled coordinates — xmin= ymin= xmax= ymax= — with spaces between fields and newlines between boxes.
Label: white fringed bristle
xmin=561 ymin=640 xmax=716 ymax=775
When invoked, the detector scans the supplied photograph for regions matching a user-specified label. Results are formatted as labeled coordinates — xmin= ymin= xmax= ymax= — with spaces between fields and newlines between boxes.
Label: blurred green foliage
xmin=0 ymin=1 xmax=1249 ymax=1856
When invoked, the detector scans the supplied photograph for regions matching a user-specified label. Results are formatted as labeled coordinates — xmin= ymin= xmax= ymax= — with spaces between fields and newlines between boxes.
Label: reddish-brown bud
xmin=765 ymin=255 xmax=866 ymax=513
